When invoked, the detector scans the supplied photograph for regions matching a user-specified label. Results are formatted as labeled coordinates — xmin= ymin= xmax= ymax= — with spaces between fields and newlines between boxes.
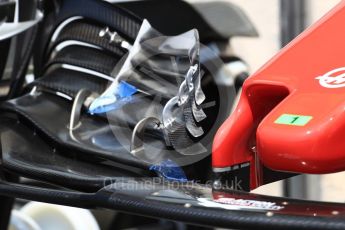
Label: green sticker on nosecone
xmin=275 ymin=114 xmax=313 ymax=126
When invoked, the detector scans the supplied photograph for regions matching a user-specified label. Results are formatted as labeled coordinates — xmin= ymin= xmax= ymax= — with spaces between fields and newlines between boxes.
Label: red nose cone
xmin=212 ymin=1 xmax=345 ymax=190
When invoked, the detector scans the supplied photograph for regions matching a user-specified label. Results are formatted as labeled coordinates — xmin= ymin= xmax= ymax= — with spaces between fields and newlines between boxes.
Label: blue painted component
xmin=89 ymin=81 xmax=138 ymax=114
xmin=150 ymin=159 xmax=188 ymax=182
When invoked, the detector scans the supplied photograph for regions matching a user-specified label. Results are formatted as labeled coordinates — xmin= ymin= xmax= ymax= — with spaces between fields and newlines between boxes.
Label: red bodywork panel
xmin=213 ymin=1 xmax=345 ymax=190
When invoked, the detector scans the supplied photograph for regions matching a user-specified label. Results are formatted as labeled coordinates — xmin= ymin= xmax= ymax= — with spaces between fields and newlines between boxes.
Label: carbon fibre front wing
xmin=0 ymin=178 xmax=344 ymax=230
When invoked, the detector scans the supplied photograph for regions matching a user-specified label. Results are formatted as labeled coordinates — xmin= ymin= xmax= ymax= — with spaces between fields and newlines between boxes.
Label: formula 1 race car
xmin=0 ymin=0 xmax=345 ymax=230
